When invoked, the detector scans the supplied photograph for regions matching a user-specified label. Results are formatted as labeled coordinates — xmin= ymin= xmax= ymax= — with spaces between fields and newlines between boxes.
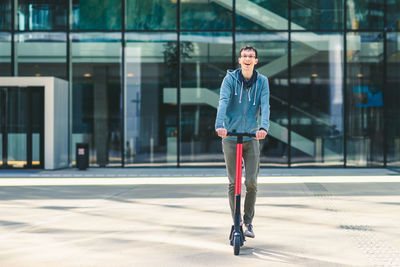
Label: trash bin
xmin=76 ymin=143 xmax=89 ymax=170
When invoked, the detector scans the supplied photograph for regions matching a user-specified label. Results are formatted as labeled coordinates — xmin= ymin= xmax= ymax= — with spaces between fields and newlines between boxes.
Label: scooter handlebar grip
xmin=227 ymin=132 xmax=256 ymax=137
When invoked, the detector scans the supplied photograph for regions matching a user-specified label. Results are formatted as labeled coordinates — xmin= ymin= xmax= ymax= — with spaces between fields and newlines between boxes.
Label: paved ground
xmin=1 ymin=168 xmax=400 ymax=266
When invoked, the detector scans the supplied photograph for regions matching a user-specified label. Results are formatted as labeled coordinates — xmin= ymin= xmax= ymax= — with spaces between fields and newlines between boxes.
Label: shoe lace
xmin=247 ymin=224 xmax=253 ymax=232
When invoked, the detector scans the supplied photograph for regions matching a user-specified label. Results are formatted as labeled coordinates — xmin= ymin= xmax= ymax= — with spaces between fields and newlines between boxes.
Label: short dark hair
xmin=239 ymin=46 xmax=257 ymax=58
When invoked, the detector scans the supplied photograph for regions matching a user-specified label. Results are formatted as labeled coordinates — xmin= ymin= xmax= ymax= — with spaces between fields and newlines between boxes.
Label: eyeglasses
xmin=240 ymin=55 xmax=256 ymax=59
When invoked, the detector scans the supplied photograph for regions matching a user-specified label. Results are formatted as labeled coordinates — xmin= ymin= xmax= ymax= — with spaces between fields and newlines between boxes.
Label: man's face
xmin=238 ymin=49 xmax=258 ymax=71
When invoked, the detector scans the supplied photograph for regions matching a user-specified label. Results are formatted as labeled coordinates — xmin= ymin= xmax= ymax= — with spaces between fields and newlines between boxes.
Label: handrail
xmin=270 ymin=95 xmax=337 ymax=130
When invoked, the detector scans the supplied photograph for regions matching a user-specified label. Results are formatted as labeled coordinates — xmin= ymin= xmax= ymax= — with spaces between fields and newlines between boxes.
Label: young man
xmin=215 ymin=46 xmax=270 ymax=238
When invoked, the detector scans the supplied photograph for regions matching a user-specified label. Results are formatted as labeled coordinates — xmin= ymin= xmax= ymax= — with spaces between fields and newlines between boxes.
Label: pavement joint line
xmin=0 ymin=176 xmax=399 ymax=186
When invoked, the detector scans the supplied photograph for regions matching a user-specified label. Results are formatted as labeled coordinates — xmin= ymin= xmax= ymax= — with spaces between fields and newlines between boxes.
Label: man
xmin=215 ymin=46 xmax=270 ymax=238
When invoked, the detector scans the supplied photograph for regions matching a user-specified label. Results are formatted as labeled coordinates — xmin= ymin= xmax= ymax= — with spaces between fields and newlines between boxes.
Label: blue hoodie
xmin=215 ymin=68 xmax=270 ymax=141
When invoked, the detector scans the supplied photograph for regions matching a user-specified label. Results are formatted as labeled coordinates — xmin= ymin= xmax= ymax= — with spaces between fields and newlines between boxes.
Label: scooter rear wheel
xmin=233 ymin=235 xmax=240 ymax=255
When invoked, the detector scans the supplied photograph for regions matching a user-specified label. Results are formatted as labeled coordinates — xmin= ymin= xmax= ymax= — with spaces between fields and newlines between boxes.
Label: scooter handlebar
xmin=227 ymin=132 xmax=256 ymax=137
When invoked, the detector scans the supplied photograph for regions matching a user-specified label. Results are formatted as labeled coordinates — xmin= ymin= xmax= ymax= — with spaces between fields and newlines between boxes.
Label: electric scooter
xmin=227 ymin=131 xmax=256 ymax=255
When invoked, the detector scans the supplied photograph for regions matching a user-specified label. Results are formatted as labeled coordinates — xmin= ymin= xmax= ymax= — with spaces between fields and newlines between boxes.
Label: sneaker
xmin=244 ymin=224 xmax=255 ymax=238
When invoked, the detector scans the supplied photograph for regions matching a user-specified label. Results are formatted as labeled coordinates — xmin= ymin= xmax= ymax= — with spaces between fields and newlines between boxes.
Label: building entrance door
xmin=0 ymin=87 xmax=44 ymax=168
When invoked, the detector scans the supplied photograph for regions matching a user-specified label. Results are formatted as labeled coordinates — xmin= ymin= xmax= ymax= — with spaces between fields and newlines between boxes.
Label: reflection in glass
xmin=180 ymin=32 xmax=232 ymax=165
xmin=236 ymin=33 xmax=289 ymax=166
xmin=386 ymin=33 xmax=400 ymax=167
xmin=387 ymin=1 xmax=400 ymax=30
xmin=18 ymin=0 xmax=67 ymax=30
xmin=126 ymin=0 xmax=176 ymax=30
xmin=347 ymin=0 xmax=384 ymax=30
xmin=291 ymin=33 xmax=344 ymax=166
xmin=72 ymin=33 xmax=122 ymax=167
xmin=32 ymin=133 xmax=40 ymax=165
xmin=236 ymin=0 xmax=288 ymax=30
xmin=0 ymin=89 xmax=2 ymax=166
xmin=125 ymin=32 xmax=178 ymax=165
xmin=291 ymin=0 xmax=342 ymax=30
xmin=181 ymin=0 xmax=232 ymax=30
xmin=16 ymin=32 xmax=67 ymax=79
xmin=346 ymin=32 xmax=384 ymax=166
xmin=0 ymin=0 xmax=11 ymax=30
xmin=7 ymin=88 xmax=27 ymax=168
xmin=72 ymin=0 xmax=121 ymax=30
xmin=31 ymin=88 xmax=43 ymax=167
xmin=0 ymin=33 xmax=11 ymax=76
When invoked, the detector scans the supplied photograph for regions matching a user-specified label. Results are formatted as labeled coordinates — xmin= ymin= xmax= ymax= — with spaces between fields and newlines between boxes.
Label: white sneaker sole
xmin=244 ymin=231 xmax=255 ymax=238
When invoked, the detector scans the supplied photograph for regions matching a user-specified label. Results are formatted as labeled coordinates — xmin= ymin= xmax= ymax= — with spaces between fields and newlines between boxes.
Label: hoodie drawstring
xmin=234 ymin=80 xmax=237 ymax=95
xmin=233 ymin=71 xmax=257 ymax=105
xmin=239 ymin=82 xmax=243 ymax=103
xmin=253 ymin=81 xmax=257 ymax=105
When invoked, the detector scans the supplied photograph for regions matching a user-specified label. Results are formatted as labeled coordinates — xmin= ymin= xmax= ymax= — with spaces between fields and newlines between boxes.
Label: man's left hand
xmin=255 ymin=129 xmax=267 ymax=140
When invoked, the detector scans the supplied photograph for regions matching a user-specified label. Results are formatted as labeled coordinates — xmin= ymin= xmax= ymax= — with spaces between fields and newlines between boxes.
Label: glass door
xmin=7 ymin=87 xmax=27 ymax=167
xmin=0 ymin=87 xmax=44 ymax=168
xmin=30 ymin=87 xmax=44 ymax=168
xmin=0 ymin=88 xmax=4 ymax=166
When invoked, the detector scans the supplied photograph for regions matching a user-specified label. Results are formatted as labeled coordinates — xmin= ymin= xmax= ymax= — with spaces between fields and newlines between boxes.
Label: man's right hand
xmin=216 ymin=128 xmax=227 ymax=138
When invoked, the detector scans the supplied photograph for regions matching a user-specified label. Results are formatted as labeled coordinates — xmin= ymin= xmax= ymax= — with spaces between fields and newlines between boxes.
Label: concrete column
xmin=315 ymin=137 xmax=323 ymax=162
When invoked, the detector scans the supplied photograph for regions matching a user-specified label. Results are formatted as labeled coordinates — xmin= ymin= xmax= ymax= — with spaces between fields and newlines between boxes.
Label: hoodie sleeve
xmin=215 ymin=75 xmax=232 ymax=130
xmin=260 ymin=78 xmax=270 ymax=132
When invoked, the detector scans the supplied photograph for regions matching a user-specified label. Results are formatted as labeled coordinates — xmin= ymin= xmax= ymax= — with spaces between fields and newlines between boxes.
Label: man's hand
xmin=255 ymin=129 xmax=267 ymax=140
xmin=216 ymin=128 xmax=227 ymax=138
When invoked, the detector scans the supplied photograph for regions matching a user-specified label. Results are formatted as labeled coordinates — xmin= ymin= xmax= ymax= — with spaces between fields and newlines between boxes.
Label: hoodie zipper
xmin=243 ymin=86 xmax=249 ymax=132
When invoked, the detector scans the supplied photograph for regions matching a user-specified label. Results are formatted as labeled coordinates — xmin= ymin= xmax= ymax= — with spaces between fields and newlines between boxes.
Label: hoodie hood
xmin=239 ymin=69 xmax=258 ymax=89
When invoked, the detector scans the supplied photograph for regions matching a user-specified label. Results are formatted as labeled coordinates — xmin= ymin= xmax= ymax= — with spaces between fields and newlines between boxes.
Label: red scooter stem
xmin=226 ymin=132 xmax=256 ymax=254
xmin=235 ymin=143 xmax=243 ymax=195
xmin=226 ymin=131 xmax=256 ymax=196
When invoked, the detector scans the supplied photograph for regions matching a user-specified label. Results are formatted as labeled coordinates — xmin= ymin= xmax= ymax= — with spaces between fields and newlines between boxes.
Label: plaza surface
xmin=0 ymin=168 xmax=400 ymax=267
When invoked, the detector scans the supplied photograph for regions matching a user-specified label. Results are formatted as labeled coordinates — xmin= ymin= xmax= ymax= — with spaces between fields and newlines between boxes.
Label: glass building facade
xmin=0 ymin=0 xmax=399 ymax=168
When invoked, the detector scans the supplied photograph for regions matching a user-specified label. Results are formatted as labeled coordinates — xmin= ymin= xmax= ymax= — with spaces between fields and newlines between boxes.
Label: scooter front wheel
xmin=233 ymin=235 xmax=240 ymax=255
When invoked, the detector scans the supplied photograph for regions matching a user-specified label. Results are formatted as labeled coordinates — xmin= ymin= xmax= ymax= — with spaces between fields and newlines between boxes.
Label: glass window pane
xmin=346 ymin=32 xmax=384 ymax=166
xmin=0 ymin=89 xmax=3 ymax=166
xmin=291 ymin=0 xmax=343 ymax=30
xmin=180 ymin=32 xmax=232 ymax=165
xmin=72 ymin=0 xmax=121 ymax=30
xmin=7 ymin=88 xmax=27 ymax=168
xmin=388 ymin=0 xmax=400 ymax=30
xmin=0 ymin=33 xmax=12 ymax=76
xmin=236 ymin=32 xmax=289 ymax=166
xmin=31 ymin=88 xmax=43 ymax=167
xmin=347 ymin=0 xmax=384 ymax=30
xmin=72 ymin=33 xmax=122 ymax=167
xmin=16 ymin=32 xmax=67 ymax=79
xmin=32 ymin=133 xmax=40 ymax=165
xmin=126 ymin=0 xmax=176 ymax=30
xmin=124 ymin=32 xmax=178 ymax=166
xmin=18 ymin=0 xmax=67 ymax=30
xmin=181 ymin=0 xmax=232 ymax=30
xmin=0 ymin=0 xmax=12 ymax=30
xmin=291 ymin=33 xmax=344 ymax=166
xmin=386 ymin=32 xmax=400 ymax=167
xmin=236 ymin=0 xmax=287 ymax=30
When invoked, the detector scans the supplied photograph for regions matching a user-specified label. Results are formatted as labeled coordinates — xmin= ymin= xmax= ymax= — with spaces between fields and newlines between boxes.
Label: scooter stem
xmin=234 ymin=136 xmax=243 ymax=229
xmin=235 ymin=138 xmax=243 ymax=195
